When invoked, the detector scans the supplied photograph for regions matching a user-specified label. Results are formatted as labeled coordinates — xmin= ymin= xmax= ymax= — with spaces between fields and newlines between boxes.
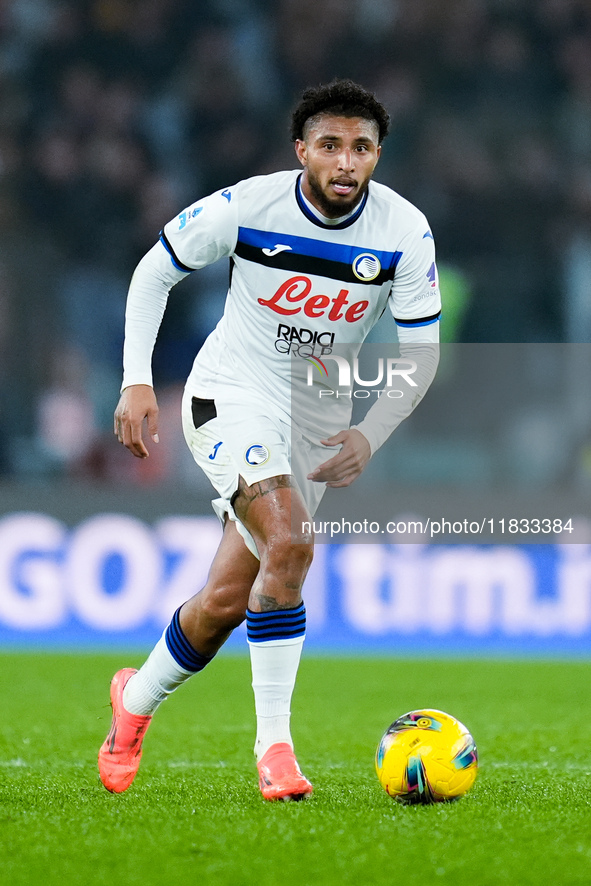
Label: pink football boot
xmin=98 ymin=668 xmax=152 ymax=793
xmin=257 ymin=742 xmax=313 ymax=801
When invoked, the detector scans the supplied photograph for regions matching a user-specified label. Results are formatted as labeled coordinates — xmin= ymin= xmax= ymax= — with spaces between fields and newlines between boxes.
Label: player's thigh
xmin=182 ymin=391 xmax=299 ymax=559
xmin=233 ymin=475 xmax=314 ymax=554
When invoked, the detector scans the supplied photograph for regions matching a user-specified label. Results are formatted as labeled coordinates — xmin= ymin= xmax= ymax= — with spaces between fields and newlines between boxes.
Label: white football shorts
xmin=181 ymin=388 xmax=328 ymax=558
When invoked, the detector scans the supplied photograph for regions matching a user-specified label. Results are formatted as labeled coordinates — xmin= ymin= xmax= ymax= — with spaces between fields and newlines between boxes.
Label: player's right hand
xmin=114 ymin=384 xmax=159 ymax=459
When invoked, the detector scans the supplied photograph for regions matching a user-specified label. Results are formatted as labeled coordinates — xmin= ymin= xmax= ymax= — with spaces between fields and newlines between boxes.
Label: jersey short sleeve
xmin=388 ymin=217 xmax=441 ymax=333
xmin=159 ymin=186 xmax=240 ymax=273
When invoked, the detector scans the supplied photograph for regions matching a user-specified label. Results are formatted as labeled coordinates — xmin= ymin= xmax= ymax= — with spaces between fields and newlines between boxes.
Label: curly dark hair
xmin=290 ymin=78 xmax=390 ymax=144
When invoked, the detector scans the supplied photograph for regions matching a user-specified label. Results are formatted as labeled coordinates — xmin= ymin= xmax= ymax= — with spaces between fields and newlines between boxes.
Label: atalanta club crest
xmin=245 ymin=444 xmax=270 ymax=466
xmin=352 ymin=253 xmax=381 ymax=281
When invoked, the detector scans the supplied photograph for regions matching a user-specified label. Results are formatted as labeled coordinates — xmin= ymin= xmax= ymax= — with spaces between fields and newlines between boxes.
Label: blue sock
xmin=165 ymin=606 xmax=214 ymax=672
xmin=246 ymin=602 xmax=306 ymax=644
xmin=123 ymin=608 xmax=214 ymax=715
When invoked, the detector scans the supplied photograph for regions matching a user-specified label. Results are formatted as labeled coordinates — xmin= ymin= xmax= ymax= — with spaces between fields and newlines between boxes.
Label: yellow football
xmin=375 ymin=709 xmax=478 ymax=804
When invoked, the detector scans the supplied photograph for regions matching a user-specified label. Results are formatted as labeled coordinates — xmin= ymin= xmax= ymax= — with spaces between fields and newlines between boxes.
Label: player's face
xmin=295 ymin=115 xmax=381 ymax=218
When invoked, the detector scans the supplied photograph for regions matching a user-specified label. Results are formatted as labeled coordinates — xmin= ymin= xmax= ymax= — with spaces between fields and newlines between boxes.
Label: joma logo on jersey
xmin=258 ymin=276 xmax=369 ymax=323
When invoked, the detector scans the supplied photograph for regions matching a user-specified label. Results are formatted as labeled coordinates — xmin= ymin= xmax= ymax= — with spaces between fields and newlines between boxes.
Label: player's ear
xmin=376 ymin=144 xmax=382 ymax=162
xmin=294 ymin=139 xmax=307 ymax=167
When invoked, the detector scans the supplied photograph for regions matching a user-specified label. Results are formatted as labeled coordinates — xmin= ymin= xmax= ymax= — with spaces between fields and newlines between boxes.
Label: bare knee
xmin=184 ymin=583 xmax=249 ymax=634
xmin=260 ymin=532 xmax=314 ymax=588
xmin=234 ymin=475 xmax=314 ymax=607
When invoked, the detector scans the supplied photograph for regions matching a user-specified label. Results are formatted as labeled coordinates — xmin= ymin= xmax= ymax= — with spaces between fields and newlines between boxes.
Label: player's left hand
xmin=307 ymin=428 xmax=371 ymax=488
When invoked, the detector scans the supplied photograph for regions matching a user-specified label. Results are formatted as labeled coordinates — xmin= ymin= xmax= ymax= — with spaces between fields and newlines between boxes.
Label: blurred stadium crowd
xmin=1 ymin=0 xmax=591 ymax=483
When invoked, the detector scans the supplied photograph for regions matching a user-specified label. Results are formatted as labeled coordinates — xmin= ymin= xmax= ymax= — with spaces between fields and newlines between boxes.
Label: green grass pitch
xmin=1 ymin=653 xmax=590 ymax=886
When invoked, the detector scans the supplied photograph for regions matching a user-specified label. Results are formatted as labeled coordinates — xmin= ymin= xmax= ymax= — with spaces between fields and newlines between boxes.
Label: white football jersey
xmin=159 ymin=170 xmax=440 ymax=403
xmin=123 ymin=169 xmax=441 ymax=449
